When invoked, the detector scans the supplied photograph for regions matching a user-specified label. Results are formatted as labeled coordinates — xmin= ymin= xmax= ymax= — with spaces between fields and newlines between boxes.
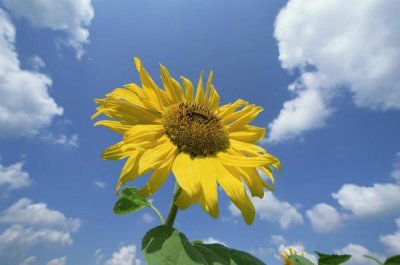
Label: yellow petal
xmin=215 ymin=161 xmax=255 ymax=225
xmin=227 ymin=165 xmax=264 ymax=198
xmin=172 ymin=152 xmax=202 ymax=198
xmin=115 ymin=150 xmax=141 ymax=191
xmin=229 ymin=139 xmax=267 ymax=156
xmin=198 ymin=157 xmax=219 ymax=218
xmin=94 ymin=120 xmax=132 ymax=134
xmin=208 ymin=85 xmax=220 ymax=111
xmin=204 ymin=71 xmax=213 ymax=106
xmin=228 ymin=125 xmax=265 ymax=143
xmin=195 ymin=71 xmax=205 ymax=105
xmin=216 ymin=99 xmax=248 ymax=120
xmin=139 ymin=148 xmax=178 ymax=197
xmin=160 ymin=64 xmax=183 ymax=103
xmin=217 ymin=149 xmax=277 ymax=167
xmin=176 ymin=188 xmax=199 ymax=209
xmin=180 ymin=76 xmax=195 ymax=102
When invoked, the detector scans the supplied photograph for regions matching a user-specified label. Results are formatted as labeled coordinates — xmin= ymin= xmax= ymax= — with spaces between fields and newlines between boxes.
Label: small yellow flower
xmin=93 ymin=58 xmax=280 ymax=224
xmin=281 ymin=248 xmax=304 ymax=265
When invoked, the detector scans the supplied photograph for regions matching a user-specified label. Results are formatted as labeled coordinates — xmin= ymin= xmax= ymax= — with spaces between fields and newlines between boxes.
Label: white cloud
xmin=268 ymin=76 xmax=333 ymax=143
xmin=19 ymin=256 xmax=37 ymax=265
xmin=269 ymin=235 xmax=286 ymax=246
xmin=41 ymin=133 xmax=79 ymax=148
xmin=141 ymin=213 xmax=155 ymax=224
xmin=229 ymin=193 xmax=303 ymax=229
xmin=0 ymin=198 xmax=80 ymax=263
xmin=332 ymin=183 xmax=400 ymax=217
xmin=0 ymin=198 xmax=80 ymax=231
xmin=2 ymin=0 xmax=95 ymax=59
xmin=306 ymin=203 xmax=343 ymax=232
xmin=202 ymin=237 xmax=226 ymax=246
xmin=380 ymin=217 xmax=400 ymax=255
xmin=29 ymin=55 xmax=45 ymax=70
xmin=0 ymin=224 xmax=73 ymax=246
xmin=0 ymin=9 xmax=63 ymax=137
xmin=94 ymin=249 xmax=104 ymax=265
xmin=0 ymin=160 xmax=31 ymax=190
xmin=336 ymin=243 xmax=384 ymax=265
xmin=46 ymin=256 xmax=67 ymax=265
xmin=391 ymin=152 xmax=400 ymax=183
xmin=270 ymin=0 xmax=400 ymax=142
xmin=93 ymin=180 xmax=106 ymax=189
xmin=104 ymin=244 xmax=141 ymax=265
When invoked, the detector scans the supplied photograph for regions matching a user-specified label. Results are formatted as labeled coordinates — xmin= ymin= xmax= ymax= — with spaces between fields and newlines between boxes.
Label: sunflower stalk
xmin=165 ymin=183 xmax=182 ymax=227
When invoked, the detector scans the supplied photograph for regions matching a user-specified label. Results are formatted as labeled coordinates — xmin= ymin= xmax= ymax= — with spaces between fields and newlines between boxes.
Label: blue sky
xmin=0 ymin=0 xmax=400 ymax=264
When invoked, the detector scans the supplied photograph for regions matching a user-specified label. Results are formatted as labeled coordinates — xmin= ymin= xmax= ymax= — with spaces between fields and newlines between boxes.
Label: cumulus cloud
xmin=336 ymin=243 xmax=384 ymax=265
xmin=306 ymin=203 xmax=343 ymax=232
xmin=19 ymin=256 xmax=37 ymax=265
xmin=0 ymin=160 xmax=31 ymax=190
xmin=0 ymin=225 xmax=73 ymax=246
xmin=390 ymin=152 xmax=400 ymax=183
xmin=93 ymin=180 xmax=106 ymax=189
xmin=202 ymin=237 xmax=227 ymax=246
xmin=41 ymin=133 xmax=79 ymax=148
xmin=269 ymin=0 xmax=400 ymax=143
xmin=0 ymin=9 xmax=63 ymax=137
xmin=94 ymin=249 xmax=104 ymax=265
xmin=29 ymin=56 xmax=45 ymax=70
xmin=0 ymin=198 xmax=80 ymax=263
xmin=2 ymin=0 xmax=95 ymax=59
xmin=229 ymin=193 xmax=303 ymax=229
xmin=268 ymin=74 xmax=333 ymax=143
xmin=269 ymin=234 xmax=286 ymax=246
xmin=104 ymin=244 xmax=141 ymax=265
xmin=141 ymin=213 xmax=155 ymax=224
xmin=46 ymin=256 xmax=67 ymax=265
xmin=332 ymin=183 xmax=400 ymax=217
xmin=0 ymin=198 xmax=80 ymax=231
xmin=380 ymin=217 xmax=400 ymax=255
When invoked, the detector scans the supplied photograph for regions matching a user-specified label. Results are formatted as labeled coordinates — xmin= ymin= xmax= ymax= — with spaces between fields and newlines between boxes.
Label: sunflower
xmin=281 ymin=248 xmax=304 ymax=265
xmin=93 ymin=58 xmax=280 ymax=224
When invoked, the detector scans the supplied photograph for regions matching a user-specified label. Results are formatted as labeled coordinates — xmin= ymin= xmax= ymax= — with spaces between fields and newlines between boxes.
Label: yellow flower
xmin=93 ymin=58 xmax=280 ymax=224
xmin=281 ymin=248 xmax=304 ymax=265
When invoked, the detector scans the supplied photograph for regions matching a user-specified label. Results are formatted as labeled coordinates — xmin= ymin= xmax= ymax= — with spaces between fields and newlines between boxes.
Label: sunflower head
xmin=281 ymin=248 xmax=304 ymax=265
xmin=93 ymin=57 xmax=280 ymax=224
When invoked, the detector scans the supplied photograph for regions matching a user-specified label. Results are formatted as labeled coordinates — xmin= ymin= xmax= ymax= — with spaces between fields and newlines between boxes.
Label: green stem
xmin=165 ymin=183 xmax=182 ymax=227
xmin=149 ymin=204 xmax=164 ymax=225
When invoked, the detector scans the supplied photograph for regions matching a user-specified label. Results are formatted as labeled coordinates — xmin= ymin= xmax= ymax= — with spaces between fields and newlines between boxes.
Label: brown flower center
xmin=162 ymin=102 xmax=229 ymax=156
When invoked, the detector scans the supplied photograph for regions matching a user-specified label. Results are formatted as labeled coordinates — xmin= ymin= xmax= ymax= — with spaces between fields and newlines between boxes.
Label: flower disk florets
xmin=162 ymin=102 xmax=229 ymax=157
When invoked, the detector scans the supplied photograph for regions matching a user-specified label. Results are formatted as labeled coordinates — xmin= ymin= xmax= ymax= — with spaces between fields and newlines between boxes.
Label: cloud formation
xmin=46 ymin=256 xmax=67 ymax=265
xmin=336 ymin=243 xmax=384 ymax=265
xmin=332 ymin=183 xmax=400 ymax=217
xmin=0 ymin=198 xmax=80 ymax=263
xmin=270 ymin=0 xmax=400 ymax=143
xmin=0 ymin=9 xmax=63 ymax=137
xmin=104 ymin=244 xmax=141 ymax=265
xmin=0 ymin=160 xmax=31 ymax=190
xmin=306 ymin=203 xmax=343 ymax=232
xmin=2 ymin=0 xmax=95 ymax=59
xmin=229 ymin=193 xmax=303 ymax=229
xmin=380 ymin=217 xmax=400 ymax=255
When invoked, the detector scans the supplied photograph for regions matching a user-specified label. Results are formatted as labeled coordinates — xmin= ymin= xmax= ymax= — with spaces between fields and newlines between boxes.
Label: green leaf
xmin=384 ymin=255 xmax=400 ymax=265
xmin=142 ymin=225 xmax=266 ymax=265
xmin=113 ymin=187 xmax=150 ymax=215
xmin=289 ymin=255 xmax=314 ymax=265
xmin=316 ymin=252 xmax=351 ymax=265
xmin=194 ymin=242 xmax=265 ymax=265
